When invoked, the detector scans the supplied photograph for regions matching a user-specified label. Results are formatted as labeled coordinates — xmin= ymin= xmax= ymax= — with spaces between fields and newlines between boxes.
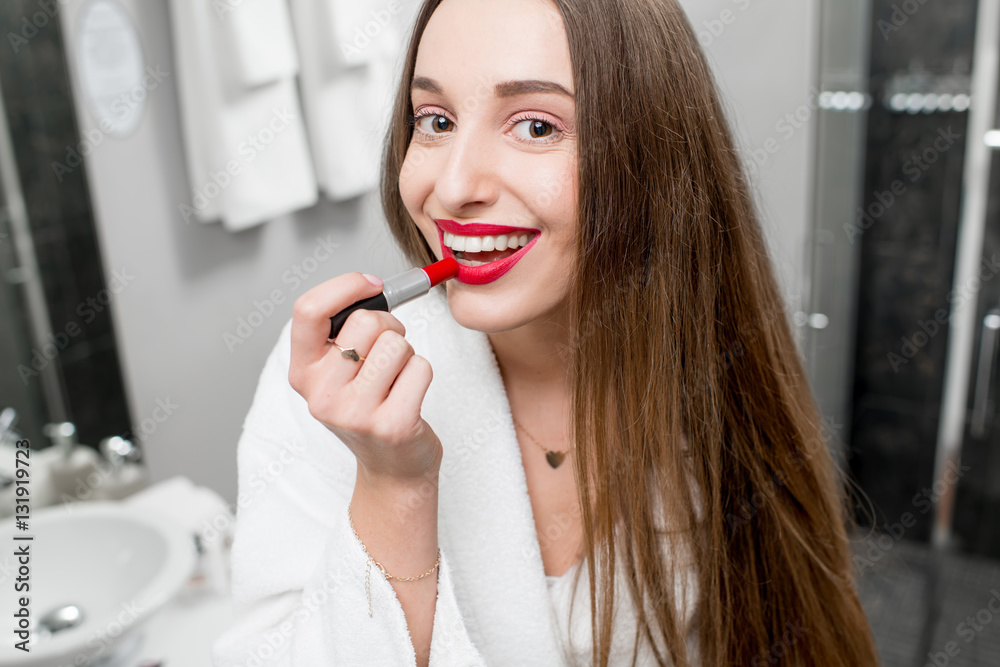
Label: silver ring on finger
xmin=330 ymin=339 xmax=366 ymax=363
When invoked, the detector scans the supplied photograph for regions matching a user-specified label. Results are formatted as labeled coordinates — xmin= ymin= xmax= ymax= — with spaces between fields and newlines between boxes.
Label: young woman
xmin=213 ymin=0 xmax=880 ymax=665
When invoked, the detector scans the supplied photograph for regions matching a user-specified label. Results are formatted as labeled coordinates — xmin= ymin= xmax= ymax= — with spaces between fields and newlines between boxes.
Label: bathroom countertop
xmin=140 ymin=590 xmax=234 ymax=666
xmin=103 ymin=587 xmax=234 ymax=667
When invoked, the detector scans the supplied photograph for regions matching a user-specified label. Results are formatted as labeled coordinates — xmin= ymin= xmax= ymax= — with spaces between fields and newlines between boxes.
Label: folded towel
xmin=169 ymin=0 xmax=318 ymax=231
xmin=215 ymin=78 xmax=318 ymax=230
xmin=125 ymin=474 xmax=234 ymax=544
xmin=289 ymin=0 xmax=416 ymax=201
xmin=324 ymin=0 xmax=405 ymax=67
xmin=219 ymin=0 xmax=300 ymax=88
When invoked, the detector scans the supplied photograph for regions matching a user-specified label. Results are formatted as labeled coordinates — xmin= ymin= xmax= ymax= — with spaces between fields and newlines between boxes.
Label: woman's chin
xmin=445 ymin=287 xmax=526 ymax=334
xmin=444 ymin=282 xmax=568 ymax=335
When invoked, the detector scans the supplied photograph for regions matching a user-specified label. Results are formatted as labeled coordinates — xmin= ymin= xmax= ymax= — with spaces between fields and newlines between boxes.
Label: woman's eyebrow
xmin=411 ymin=76 xmax=574 ymax=100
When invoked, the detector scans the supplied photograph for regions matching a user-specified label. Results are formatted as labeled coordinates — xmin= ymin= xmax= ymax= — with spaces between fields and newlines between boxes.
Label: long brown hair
xmin=380 ymin=1 xmax=879 ymax=665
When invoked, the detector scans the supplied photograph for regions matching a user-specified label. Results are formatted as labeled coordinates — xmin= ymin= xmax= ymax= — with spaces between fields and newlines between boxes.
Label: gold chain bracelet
xmin=347 ymin=502 xmax=441 ymax=617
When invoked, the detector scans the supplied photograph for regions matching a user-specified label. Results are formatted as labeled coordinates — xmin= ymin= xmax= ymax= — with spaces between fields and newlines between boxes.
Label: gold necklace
xmin=512 ymin=416 xmax=573 ymax=469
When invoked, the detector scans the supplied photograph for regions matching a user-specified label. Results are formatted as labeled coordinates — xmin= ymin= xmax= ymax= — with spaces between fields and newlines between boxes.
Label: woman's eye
xmin=413 ymin=113 xmax=453 ymax=135
xmin=409 ymin=112 xmax=560 ymax=143
xmin=512 ymin=118 xmax=556 ymax=141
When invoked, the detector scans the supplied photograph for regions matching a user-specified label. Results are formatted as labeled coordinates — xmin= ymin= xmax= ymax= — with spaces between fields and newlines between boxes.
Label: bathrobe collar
xmin=409 ymin=286 xmax=567 ymax=665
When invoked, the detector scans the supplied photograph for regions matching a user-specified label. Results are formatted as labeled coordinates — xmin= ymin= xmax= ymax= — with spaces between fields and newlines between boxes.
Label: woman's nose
xmin=433 ymin=122 xmax=500 ymax=212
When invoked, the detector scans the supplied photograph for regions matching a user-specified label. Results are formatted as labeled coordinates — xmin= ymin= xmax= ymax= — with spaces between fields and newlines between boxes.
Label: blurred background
xmin=0 ymin=0 xmax=996 ymax=665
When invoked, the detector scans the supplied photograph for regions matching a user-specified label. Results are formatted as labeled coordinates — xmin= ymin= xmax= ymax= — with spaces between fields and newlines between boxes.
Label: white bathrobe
xmin=210 ymin=284 xmax=700 ymax=666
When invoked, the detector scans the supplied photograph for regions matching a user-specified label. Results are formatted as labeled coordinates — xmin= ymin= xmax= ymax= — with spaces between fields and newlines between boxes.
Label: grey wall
xmin=58 ymin=0 xmax=818 ymax=505
xmin=58 ymin=0 xmax=411 ymax=503
xmin=679 ymin=0 xmax=819 ymax=324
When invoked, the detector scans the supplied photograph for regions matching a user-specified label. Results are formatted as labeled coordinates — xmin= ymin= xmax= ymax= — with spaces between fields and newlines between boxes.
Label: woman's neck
xmin=488 ymin=302 xmax=575 ymax=453
xmin=487 ymin=301 xmax=573 ymax=399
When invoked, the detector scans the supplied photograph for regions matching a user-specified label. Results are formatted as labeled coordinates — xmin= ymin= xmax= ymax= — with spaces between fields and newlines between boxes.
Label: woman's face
xmin=399 ymin=0 xmax=578 ymax=334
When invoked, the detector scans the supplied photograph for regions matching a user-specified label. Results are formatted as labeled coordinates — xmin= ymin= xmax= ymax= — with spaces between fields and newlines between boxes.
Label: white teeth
xmin=443 ymin=230 xmax=536 ymax=252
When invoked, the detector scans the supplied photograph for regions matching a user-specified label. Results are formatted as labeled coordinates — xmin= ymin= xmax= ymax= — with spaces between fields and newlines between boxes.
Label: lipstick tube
xmin=328 ymin=257 xmax=459 ymax=340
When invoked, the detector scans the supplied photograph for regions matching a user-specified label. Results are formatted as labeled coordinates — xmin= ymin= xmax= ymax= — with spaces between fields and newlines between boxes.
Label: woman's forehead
xmin=415 ymin=0 xmax=572 ymax=95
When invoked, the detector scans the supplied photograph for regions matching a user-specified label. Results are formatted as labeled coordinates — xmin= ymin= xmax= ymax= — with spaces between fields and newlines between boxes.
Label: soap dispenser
xmin=43 ymin=422 xmax=103 ymax=503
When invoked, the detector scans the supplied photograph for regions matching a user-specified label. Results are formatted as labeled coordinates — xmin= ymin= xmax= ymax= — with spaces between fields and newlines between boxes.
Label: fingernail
xmin=362 ymin=273 xmax=382 ymax=288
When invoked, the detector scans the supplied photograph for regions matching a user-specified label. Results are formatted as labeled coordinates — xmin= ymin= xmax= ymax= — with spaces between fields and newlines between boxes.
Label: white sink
xmin=0 ymin=501 xmax=197 ymax=667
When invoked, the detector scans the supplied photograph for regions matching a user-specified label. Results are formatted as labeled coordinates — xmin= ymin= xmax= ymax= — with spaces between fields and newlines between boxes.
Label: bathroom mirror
xmin=0 ymin=0 xmax=132 ymax=454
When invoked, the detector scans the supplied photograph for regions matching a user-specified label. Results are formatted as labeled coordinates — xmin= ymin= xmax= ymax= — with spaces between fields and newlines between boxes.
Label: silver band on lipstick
xmin=381 ymin=267 xmax=432 ymax=310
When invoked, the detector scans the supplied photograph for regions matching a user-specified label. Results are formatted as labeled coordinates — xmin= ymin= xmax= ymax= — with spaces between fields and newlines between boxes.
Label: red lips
xmin=435 ymin=220 xmax=540 ymax=285
xmin=435 ymin=218 xmax=539 ymax=236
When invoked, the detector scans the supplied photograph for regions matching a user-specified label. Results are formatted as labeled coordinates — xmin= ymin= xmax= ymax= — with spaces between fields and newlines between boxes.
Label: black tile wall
xmin=848 ymin=0 xmax=979 ymax=545
xmin=0 ymin=1 xmax=131 ymax=451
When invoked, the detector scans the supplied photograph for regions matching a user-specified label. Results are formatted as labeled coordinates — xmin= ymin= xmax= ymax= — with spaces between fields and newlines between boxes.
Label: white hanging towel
xmin=219 ymin=0 xmax=299 ymax=87
xmin=289 ymin=0 xmax=419 ymax=201
xmin=324 ymin=0 xmax=405 ymax=67
xmin=169 ymin=0 xmax=318 ymax=231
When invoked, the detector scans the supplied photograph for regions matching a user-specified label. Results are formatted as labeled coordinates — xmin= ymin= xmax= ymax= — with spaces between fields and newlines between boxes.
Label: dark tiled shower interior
xmin=848 ymin=0 xmax=1000 ymax=665
xmin=850 ymin=0 xmax=977 ymax=544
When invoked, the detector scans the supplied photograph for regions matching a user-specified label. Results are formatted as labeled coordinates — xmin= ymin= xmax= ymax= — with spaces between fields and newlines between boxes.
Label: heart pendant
xmin=545 ymin=451 xmax=565 ymax=468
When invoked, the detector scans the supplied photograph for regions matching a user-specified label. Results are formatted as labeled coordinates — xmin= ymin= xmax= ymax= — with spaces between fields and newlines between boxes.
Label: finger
xmin=290 ymin=272 xmax=385 ymax=368
xmin=312 ymin=309 xmax=408 ymax=389
xmin=349 ymin=329 xmax=414 ymax=405
xmin=380 ymin=353 xmax=434 ymax=425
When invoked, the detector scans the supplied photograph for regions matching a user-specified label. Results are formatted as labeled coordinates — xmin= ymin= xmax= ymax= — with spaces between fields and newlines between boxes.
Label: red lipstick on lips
xmin=436 ymin=219 xmax=540 ymax=285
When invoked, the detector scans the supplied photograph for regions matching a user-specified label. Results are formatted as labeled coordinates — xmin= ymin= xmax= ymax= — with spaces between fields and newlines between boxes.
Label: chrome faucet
xmin=0 ymin=407 xmax=20 ymax=446
xmin=43 ymin=421 xmax=79 ymax=458
xmin=99 ymin=436 xmax=142 ymax=469
xmin=0 ymin=408 xmax=19 ymax=490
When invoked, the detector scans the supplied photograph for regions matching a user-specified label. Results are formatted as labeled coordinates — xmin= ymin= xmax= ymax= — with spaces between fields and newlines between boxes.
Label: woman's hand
xmin=288 ymin=272 xmax=443 ymax=487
